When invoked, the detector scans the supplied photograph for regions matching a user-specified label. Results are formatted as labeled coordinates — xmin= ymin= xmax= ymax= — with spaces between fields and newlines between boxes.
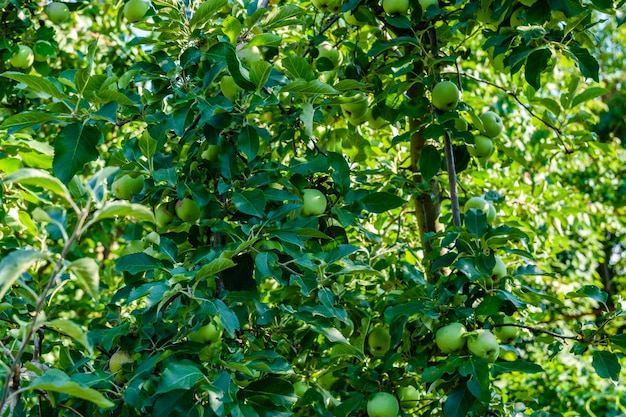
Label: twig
xmin=443 ymin=132 xmax=461 ymax=226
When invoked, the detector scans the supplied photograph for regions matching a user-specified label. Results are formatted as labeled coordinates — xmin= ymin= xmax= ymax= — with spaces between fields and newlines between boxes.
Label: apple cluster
xmin=435 ymin=323 xmax=500 ymax=362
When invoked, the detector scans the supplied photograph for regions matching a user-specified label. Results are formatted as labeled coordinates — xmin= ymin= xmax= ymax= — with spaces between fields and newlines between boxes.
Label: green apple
xmin=201 ymin=144 xmax=220 ymax=162
xmin=340 ymin=93 xmax=369 ymax=119
xmin=435 ymin=322 xmax=467 ymax=354
xmin=294 ymin=381 xmax=310 ymax=397
xmin=220 ymin=75 xmax=243 ymax=101
xmin=397 ymin=385 xmax=420 ymax=409
xmin=109 ymin=350 xmax=134 ymax=382
xmin=301 ymin=188 xmax=327 ymax=216
xmin=494 ymin=316 xmax=519 ymax=343
xmin=317 ymin=42 xmax=342 ymax=69
xmin=46 ymin=2 xmax=70 ymax=24
xmin=189 ymin=319 xmax=223 ymax=344
xmin=479 ymin=111 xmax=504 ymax=138
xmin=467 ymin=329 xmax=500 ymax=362
xmin=311 ymin=0 xmax=343 ymax=13
xmin=382 ymin=0 xmax=409 ymax=16
xmin=10 ymin=45 xmax=34 ymax=69
xmin=155 ymin=203 xmax=174 ymax=228
xmin=237 ymin=45 xmax=262 ymax=66
xmin=367 ymin=392 xmax=399 ymax=417
xmin=491 ymin=255 xmax=507 ymax=280
xmin=431 ymin=81 xmax=460 ymax=111
xmin=510 ymin=8 xmax=525 ymax=27
xmin=454 ymin=117 xmax=469 ymax=131
xmin=464 ymin=196 xmax=496 ymax=224
xmin=123 ymin=0 xmax=150 ymax=22
xmin=111 ymin=174 xmax=145 ymax=200
xmin=175 ymin=198 xmax=201 ymax=223
xmin=418 ymin=0 xmax=438 ymax=14
xmin=467 ymin=135 xmax=494 ymax=158
xmin=367 ymin=326 xmax=391 ymax=358
xmin=344 ymin=8 xmax=367 ymax=26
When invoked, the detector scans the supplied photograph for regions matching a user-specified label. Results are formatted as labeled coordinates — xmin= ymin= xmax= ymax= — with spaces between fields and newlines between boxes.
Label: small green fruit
xmin=367 ymin=392 xmax=399 ymax=417
xmin=201 ymin=144 xmax=220 ymax=162
xmin=10 ymin=45 xmax=35 ymax=69
xmin=175 ymin=198 xmax=201 ymax=223
xmin=494 ymin=316 xmax=519 ymax=343
xmin=418 ymin=0 xmax=438 ymax=14
xmin=467 ymin=135 xmax=494 ymax=158
xmin=124 ymin=0 xmax=150 ymax=23
xmin=46 ymin=2 xmax=70 ymax=24
xmin=317 ymin=42 xmax=342 ymax=69
xmin=464 ymin=196 xmax=496 ymax=224
xmin=431 ymin=81 xmax=460 ymax=111
xmin=311 ymin=0 xmax=343 ymax=13
xmin=479 ymin=111 xmax=504 ymax=138
xmin=237 ymin=45 xmax=262 ymax=66
xmin=382 ymin=0 xmax=409 ymax=16
xmin=302 ymin=188 xmax=327 ymax=216
xmin=435 ymin=322 xmax=467 ymax=354
xmin=109 ymin=351 xmax=134 ymax=382
xmin=367 ymin=326 xmax=391 ymax=358
xmin=491 ymin=255 xmax=507 ymax=280
xmin=397 ymin=385 xmax=420 ymax=409
xmin=340 ymin=93 xmax=369 ymax=119
xmin=112 ymin=174 xmax=145 ymax=200
xmin=467 ymin=329 xmax=499 ymax=362
xmin=189 ymin=319 xmax=223 ymax=344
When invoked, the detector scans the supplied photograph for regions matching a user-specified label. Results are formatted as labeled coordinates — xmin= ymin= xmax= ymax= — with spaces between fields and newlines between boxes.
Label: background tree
xmin=0 ymin=0 xmax=625 ymax=416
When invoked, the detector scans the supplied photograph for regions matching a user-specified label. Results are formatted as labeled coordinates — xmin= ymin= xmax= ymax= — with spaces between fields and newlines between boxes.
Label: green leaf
xmin=280 ymin=79 xmax=339 ymax=95
xmin=459 ymin=358 xmax=490 ymax=401
xmin=250 ymin=60 xmax=272 ymax=91
xmin=492 ymin=360 xmax=544 ymax=376
xmin=197 ymin=258 xmax=237 ymax=279
xmin=300 ymin=102 xmax=315 ymax=138
xmin=52 ymin=123 xmax=101 ymax=184
xmin=0 ymin=111 xmax=59 ymax=131
xmin=242 ymin=377 xmax=298 ymax=410
xmin=223 ymin=15 xmax=242 ymax=44
xmin=464 ymin=208 xmax=488 ymax=238
xmin=2 ymin=168 xmax=73 ymax=205
xmin=0 ymin=249 xmax=49 ymax=301
xmin=443 ymin=383 xmax=475 ymax=417
xmin=48 ymin=319 xmax=93 ymax=356
xmin=571 ymin=86 xmax=608 ymax=108
xmin=248 ymin=33 xmax=282 ymax=48
xmin=567 ymin=285 xmax=608 ymax=305
xmin=211 ymin=298 xmax=240 ymax=337
xmin=155 ymin=361 xmax=204 ymax=394
xmin=238 ymin=125 xmax=260 ymax=160
xmin=115 ymin=252 xmax=166 ymax=275
xmin=263 ymin=4 xmax=305 ymax=30
xmin=1 ymin=72 xmax=71 ymax=102
xmin=189 ymin=0 xmax=229 ymax=29
xmin=27 ymin=369 xmax=114 ymax=408
xmin=67 ymin=258 xmax=100 ymax=302
xmin=609 ymin=334 xmax=626 ymax=351
xmin=592 ymin=350 xmax=620 ymax=381
xmin=567 ymin=44 xmax=600 ymax=81
xmin=361 ymin=192 xmax=406 ymax=213
xmin=328 ymin=152 xmax=351 ymax=194
xmin=91 ymin=202 xmax=156 ymax=224
xmin=525 ymin=48 xmax=552 ymax=89
xmin=419 ymin=145 xmax=441 ymax=181
xmin=232 ymin=189 xmax=266 ymax=217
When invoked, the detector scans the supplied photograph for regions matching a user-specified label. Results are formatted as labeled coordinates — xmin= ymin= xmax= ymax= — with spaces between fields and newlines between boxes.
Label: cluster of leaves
xmin=1 ymin=0 xmax=625 ymax=416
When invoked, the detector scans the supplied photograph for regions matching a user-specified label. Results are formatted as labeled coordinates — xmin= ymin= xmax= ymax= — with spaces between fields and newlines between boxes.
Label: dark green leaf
xmin=568 ymin=44 xmax=600 ymax=81
xmin=525 ymin=48 xmax=552 ymax=89
xmin=592 ymin=350 xmax=620 ymax=381
xmin=492 ymin=360 xmax=544 ymax=376
xmin=27 ymin=369 xmax=114 ymax=408
xmin=115 ymin=252 xmax=166 ymax=274
xmin=361 ymin=192 xmax=406 ymax=213
xmin=419 ymin=145 xmax=441 ymax=181
xmin=52 ymin=123 xmax=101 ymax=184
xmin=443 ymin=383 xmax=475 ymax=417
xmin=155 ymin=361 xmax=203 ymax=394
xmin=464 ymin=208 xmax=488 ymax=238
xmin=232 ymin=189 xmax=266 ymax=217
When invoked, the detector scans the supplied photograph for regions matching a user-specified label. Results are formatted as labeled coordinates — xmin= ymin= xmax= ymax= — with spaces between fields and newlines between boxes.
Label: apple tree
xmin=0 ymin=0 xmax=625 ymax=416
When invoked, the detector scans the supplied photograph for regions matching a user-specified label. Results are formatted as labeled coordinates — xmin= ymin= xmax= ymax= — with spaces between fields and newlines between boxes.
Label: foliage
xmin=1 ymin=0 xmax=625 ymax=416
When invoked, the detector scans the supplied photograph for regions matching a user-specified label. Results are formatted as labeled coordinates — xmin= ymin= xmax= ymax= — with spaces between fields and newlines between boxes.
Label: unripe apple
xmin=340 ymin=93 xmax=369 ymax=119
xmin=494 ymin=316 xmax=519 ymax=343
xmin=109 ymin=350 xmax=134 ymax=382
xmin=367 ymin=326 xmax=391 ymax=358
xmin=10 ymin=45 xmax=35 ymax=69
xmin=491 ymin=255 xmax=507 ymax=280
xmin=123 ymin=0 xmax=150 ymax=23
xmin=155 ymin=203 xmax=174 ymax=228
xmin=431 ymin=81 xmax=460 ymax=111
xmin=237 ymin=45 xmax=263 ymax=66
xmin=317 ymin=42 xmax=342 ymax=69
xmin=344 ymin=9 xmax=367 ymax=26
xmin=454 ymin=117 xmax=469 ymax=131
xmin=175 ymin=198 xmax=201 ymax=223
xmin=418 ymin=0 xmax=438 ymax=14
xmin=464 ymin=196 xmax=496 ymax=225
xmin=189 ymin=319 xmax=223 ymax=344
xmin=301 ymin=188 xmax=327 ymax=216
xmin=382 ymin=0 xmax=409 ymax=16
xmin=467 ymin=329 xmax=499 ymax=362
xmin=111 ymin=174 xmax=145 ymax=200
xmin=435 ymin=322 xmax=467 ymax=354
xmin=46 ymin=2 xmax=70 ymax=24
xmin=311 ymin=0 xmax=343 ymax=13
xmin=467 ymin=135 xmax=494 ymax=158
xmin=397 ymin=385 xmax=420 ymax=409
xmin=367 ymin=392 xmax=399 ymax=417
xmin=201 ymin=144 xmax=220 ymax=163
xmin=220 ymin=75 xmax=243 ymax=101
xmin=479 ymin=111 xmax=504 ymax=138
xmin=510 ymin=8 xmax=525 ymax=27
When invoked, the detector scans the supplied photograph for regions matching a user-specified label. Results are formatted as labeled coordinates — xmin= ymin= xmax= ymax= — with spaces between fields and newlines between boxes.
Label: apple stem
xmin=443 ymin=132 xmax=461 ymax=227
